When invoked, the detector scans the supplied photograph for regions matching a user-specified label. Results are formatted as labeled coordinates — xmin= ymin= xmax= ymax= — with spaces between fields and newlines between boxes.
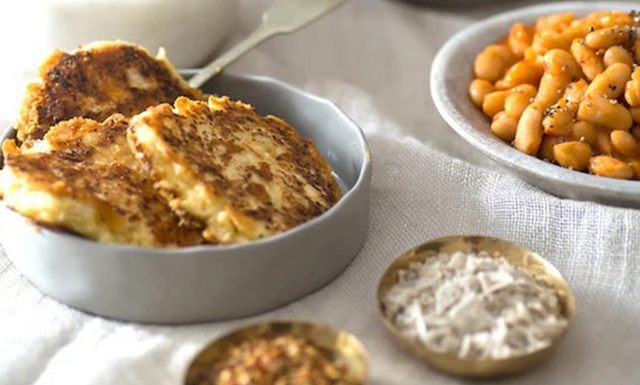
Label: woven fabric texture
xmin=2 ymin=0 xmax=639 ymax=383
xmin=2 ymin=80 xmax=640 ymax=384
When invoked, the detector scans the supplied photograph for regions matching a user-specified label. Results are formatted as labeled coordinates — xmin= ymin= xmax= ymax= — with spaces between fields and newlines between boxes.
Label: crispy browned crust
xmin=3 ymin=116 xmax=204 ymax=247
xmin=21 ymin=114 xmax=141 ymax=168
xmin=16 ymin=41 xmax=202 ymax=142
xmin=129 ymin=96 xmax=341 ymax=243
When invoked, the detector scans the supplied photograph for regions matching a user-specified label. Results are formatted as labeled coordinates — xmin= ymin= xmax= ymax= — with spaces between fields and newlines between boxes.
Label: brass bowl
xmin=184 ymin=320 xmax=369 ymax=385
xmin=377 ymin=235 xmax=576 ymax=378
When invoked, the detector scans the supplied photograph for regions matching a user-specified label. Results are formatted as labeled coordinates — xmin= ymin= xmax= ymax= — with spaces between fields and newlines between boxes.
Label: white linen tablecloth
xmin=2 ymin=0 xmax=640 ymax=384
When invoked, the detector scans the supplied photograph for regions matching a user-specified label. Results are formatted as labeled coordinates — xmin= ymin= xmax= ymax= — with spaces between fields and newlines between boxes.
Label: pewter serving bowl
xmin=431 ymin=2 xmax=640 ymax=208
xmin=0 ymin=72 xmax=371 ymax=324
xmin=184 ymin=320 xmax=369 ymax=385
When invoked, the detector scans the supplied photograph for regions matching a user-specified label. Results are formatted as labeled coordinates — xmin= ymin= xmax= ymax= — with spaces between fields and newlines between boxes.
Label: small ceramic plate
xmin=431 ymin=2 xmax=640 ymax=208
xmin=0 ymin=72 xmax=372 ymax=324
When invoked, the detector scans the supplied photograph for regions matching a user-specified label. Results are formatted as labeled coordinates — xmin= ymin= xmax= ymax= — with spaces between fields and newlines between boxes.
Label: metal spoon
xmin=188 ymin=0 xmax=350 ymax=89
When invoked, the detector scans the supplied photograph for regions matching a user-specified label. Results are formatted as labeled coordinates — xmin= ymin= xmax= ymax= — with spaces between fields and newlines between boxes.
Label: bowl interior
xmin=377 ymin=235 xmax=575 ymax=377
xmin=197 ymin=72 xmax=368 ymax=192
xmin=0 ymin=129 xmax=15 ymax=168
xmin=0 ymin=72 xmax=370 ymax=251
xmin=431 ymin=2 xmax=640 ymax=205
xmin=1 ymin=72 xmax=368 ymax=193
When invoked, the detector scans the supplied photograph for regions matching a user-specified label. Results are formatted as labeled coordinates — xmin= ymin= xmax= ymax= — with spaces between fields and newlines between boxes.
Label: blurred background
xmin=0 ymin=0 xmax=240 ymax=122
xmin=0 ymin=0 xmax=539 ymax=164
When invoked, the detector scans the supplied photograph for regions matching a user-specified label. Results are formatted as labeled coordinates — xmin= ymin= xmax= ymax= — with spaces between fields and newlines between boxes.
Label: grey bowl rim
xmin=431 ymin=2 xmax=640 ymax=199
xmin=0 ymin=72 xmax=372 ymax=254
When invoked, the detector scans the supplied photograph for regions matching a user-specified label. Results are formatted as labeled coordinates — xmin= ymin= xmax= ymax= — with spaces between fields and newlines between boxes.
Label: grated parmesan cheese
xmin=383 ymin=251 xmax=568 ymax=360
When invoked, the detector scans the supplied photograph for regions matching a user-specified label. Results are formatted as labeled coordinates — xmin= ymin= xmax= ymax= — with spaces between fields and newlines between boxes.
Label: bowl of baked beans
xmin=432 ymin=2 xmax=640 ymax=207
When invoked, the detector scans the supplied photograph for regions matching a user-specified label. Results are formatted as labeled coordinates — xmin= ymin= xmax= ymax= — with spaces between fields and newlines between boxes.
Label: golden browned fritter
xmin=16 ymin=41 xmax=202 ymax=142
xmin=0 ymin=115 xmax=204 ymax=247
xmin=128 ymin=96 xmax=341 ymax=244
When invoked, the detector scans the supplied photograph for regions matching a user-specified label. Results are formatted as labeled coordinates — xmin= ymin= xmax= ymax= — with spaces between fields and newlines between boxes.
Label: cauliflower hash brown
xmin=0 ymin=115 xmax=204 ymax=247
xmin=128 ymin=97 xmax=341 ymax=244
xmin=16 ymin=41 xmax=202 ymax=142
xmin=1 ymin=41 xmax=340 ymax=247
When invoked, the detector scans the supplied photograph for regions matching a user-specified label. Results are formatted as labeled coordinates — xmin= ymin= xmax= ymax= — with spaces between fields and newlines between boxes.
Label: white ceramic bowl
xmin=431 ymin=2 xmax=640 ymax=207
xmin=0 ymin=73 xmax=372 ymax=324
